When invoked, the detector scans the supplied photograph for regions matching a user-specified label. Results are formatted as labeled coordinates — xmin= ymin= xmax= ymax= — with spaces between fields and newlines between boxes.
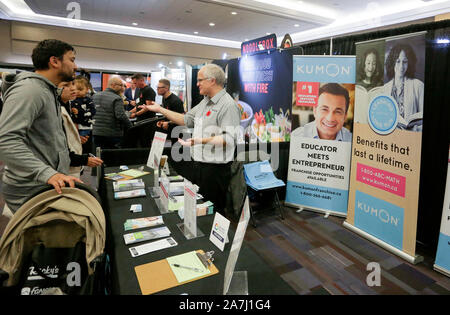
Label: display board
xmin=434 ymin=146 xmax=450 ymax=277
xmin=231 ymin=49 xmax=293 ymax=143
xmin=285 ymin=56 xmax=355 ymax=217
xmin=344 ymin=32 xmax=426 ymax=264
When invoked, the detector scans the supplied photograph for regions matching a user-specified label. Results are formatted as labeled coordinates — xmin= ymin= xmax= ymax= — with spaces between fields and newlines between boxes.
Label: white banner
xmin=286 ymin=55 xmax=356 ymax=216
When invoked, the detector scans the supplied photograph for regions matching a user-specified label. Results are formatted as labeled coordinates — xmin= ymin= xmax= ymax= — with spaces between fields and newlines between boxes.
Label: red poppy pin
xmin=206 ymin=111 xmax=211 ymax=117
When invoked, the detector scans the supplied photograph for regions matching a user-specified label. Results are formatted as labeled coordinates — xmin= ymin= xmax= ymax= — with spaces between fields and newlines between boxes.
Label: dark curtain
xmin=190 ymin=67 xmax=203 ymax=109
xmin=297 ymin=20 xmax=450 ymax=253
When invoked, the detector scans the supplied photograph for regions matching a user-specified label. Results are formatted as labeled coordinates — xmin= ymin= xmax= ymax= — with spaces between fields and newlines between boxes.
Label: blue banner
xmin=286 ymin=181 xmax=348 ymax=214
xmin=354 ymin=190 xmax=404 ymax=250
xmin=286 ymin=56 xmax=355 ymax=216
xmin=293 ymin=56 xmax=356 ymax=84
xmin=434 ymin=147 xmax=450 ymax=276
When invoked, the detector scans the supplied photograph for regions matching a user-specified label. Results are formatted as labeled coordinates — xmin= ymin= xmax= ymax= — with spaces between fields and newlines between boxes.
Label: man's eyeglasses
xmin=197 ymin=78 xmax=210 ymax=83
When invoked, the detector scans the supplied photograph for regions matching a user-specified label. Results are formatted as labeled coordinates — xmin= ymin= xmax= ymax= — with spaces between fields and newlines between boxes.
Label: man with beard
xmin=0 ymin=39 xmax=82 ymax=214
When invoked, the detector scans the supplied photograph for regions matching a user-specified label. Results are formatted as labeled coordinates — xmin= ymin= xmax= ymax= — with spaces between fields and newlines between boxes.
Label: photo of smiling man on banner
xmin=286 ymin=55 xmax=356 ymax=217
xmin=291 ymin=83 xmax=352 ymax=142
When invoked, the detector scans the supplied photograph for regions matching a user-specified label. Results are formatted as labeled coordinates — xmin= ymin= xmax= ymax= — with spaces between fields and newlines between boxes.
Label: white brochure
xmin=146 ymin=131 xmax=167 ymax=169
xmin=209 ymin=212 xmax=230 ymax=252
xmin=129 ymin=237 xmax=178 ymax=257
xmin=123 ymin=226 xmax=171 ymax=245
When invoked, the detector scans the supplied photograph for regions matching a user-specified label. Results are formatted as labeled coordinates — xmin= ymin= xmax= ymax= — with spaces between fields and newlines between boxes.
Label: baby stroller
xmin=0 ymin=183 xmax=109 ymax=295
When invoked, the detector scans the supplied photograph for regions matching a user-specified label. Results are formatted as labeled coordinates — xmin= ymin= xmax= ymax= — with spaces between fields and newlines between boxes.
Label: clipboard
xmin=135 ymin=250 xmax=218 ymax=295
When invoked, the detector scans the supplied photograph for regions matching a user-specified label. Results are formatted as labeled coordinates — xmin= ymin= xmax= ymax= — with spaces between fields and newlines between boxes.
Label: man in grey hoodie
xmin=0 ymin=39 xmax=81 ymax=213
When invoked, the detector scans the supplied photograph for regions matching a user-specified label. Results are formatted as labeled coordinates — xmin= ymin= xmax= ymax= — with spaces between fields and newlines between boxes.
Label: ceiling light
xmin=231 ymin=12 xmax=237 ymax=15
xmin=294 ymin=24 xmax=300 ymax=27
xmin=177 ymin=61 xmax=183 ymax=67
xmin=194 ymin=31 xmax=199 ymax=34
xmin=132 ymin=22 xmax=138 ymax=26
xmin=0 ymin=1 xmax=241 ymax=48
xmin=436 ymin=38 xmax=450 ymax=44
xmin=209 ymin=22 xmax=215 ymax=26
xmin=266 ymin=33 xmax=271 ymax=35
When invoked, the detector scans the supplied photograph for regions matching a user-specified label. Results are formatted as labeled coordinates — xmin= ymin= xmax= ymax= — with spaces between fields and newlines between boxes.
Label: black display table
xmin=100 ymin=164 xmax=295 ymax=295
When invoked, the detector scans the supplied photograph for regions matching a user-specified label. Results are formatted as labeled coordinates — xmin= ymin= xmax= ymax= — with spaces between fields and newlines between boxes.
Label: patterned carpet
xmin=244 ymin=208 xmax=450 ymax=295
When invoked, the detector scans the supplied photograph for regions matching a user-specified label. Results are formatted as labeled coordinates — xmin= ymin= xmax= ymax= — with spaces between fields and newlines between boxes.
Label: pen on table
xmin=171 ymin=264 xmax=203 ymax=273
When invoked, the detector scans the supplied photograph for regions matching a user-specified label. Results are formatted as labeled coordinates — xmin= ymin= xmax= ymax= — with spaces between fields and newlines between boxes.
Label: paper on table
xmin=168 ymin=195 xmax=184 ymax=211
xmin=118 ymin=169 xmax=150 ymax=178
xmin=167 ymin=251 xmax=210 ymax=283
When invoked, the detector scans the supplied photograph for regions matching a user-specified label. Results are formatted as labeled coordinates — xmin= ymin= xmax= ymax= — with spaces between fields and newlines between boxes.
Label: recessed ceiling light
xmin=209 ymin=22 xmax=215 ymax=26
xmin=132 ymin=22 xmax=138 ymax=26
xmin=266 ymin=33 xmax=271 ymax=35
xmin=194 ymin=31 xmax=199 ymax=34
xmin=294 ymin=24 xmax=299 ymax=27
xmin=231 ymin=12 xmax=237 ymax=15
xmin=177 ymin=61 xmax=184 ymax=67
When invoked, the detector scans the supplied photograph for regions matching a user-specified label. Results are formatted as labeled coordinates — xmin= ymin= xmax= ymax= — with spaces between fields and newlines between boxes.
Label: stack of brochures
xmin=124 ymin=215 xmax=164 ymax=231
xmin=123 ymin=226 xmax=171 ymax=245
xmin=105 ymin=168 xmax=150 ymax=181
xmin=244 ymin=160 xmax=285 ymax=191
xmin=113 ymin=179 xmax=146 ymax=200
xmin=178 ymin=201 xmax=214 ymax=220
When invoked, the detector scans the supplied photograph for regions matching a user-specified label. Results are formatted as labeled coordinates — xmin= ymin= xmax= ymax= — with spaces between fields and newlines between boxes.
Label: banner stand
xmin=433 ymin=265 xmax=450 ymax=278
xmin=343 ymin=221 xmax=424 ymax=265
xmin=286 ymin=202 xmax=347 ymax=218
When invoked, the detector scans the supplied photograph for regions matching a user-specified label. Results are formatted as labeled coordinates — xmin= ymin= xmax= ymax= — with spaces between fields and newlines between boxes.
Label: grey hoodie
xmin=0 ymin=71 xmax=70 ymax=212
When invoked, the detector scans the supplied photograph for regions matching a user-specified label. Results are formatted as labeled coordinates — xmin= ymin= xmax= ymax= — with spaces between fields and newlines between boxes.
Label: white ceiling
xmin=0 ymin=0 xmax=449 ymax=48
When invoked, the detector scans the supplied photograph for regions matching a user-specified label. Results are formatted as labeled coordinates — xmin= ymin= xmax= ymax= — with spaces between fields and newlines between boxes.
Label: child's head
xmin=74 ymin=76 xmax=90 ymax=98
xmin=58 ymin=80 xmax=77 ymax=103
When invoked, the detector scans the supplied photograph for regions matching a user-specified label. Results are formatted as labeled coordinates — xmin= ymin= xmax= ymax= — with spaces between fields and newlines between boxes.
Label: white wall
xmin=0 ymin=20 xmax=241 ymax=72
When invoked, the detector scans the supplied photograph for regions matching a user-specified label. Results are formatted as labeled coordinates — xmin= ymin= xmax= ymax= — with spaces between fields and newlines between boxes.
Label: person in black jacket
xmin=129 ymin=73 xmax=156 ymax=122
xmin=92 ymin=76 xmax=132 ymax=149
xmin=155 ymin=78 xmax=185 ymax=144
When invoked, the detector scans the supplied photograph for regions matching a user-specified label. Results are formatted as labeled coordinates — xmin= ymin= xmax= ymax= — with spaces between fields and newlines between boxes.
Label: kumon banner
xmin=344 ymin=32 xmax=426 ymax=264
xmin=285 ymin=56 xmax=356 ymax=217
xmin=434 ymin=146 xmax=450 ymax=277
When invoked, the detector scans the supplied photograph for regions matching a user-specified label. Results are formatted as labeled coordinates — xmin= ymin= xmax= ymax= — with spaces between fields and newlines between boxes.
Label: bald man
xmin=92 ymin=76 xmax=132 ymax=149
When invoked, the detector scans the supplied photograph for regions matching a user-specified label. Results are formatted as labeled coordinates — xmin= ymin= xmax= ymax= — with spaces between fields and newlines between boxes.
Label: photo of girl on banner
xmin=354 ymin=40 xmax=385 ymax=125
xmin=356 ymin=45 xmax=384 ymax=91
